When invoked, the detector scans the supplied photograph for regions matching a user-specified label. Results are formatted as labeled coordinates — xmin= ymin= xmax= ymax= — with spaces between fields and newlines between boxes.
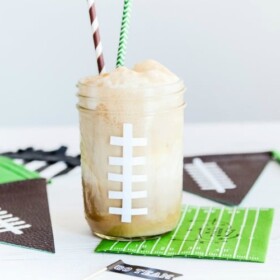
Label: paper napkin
xmin=0 ymin=178 xmax=55 ymax=252
xmin=95 ymin=206 xmax=274 ymax=263
xmin=0 ymin=156 xmax=40 ymax=184
xmin=183 ymin=152 xmax=271 ymax=205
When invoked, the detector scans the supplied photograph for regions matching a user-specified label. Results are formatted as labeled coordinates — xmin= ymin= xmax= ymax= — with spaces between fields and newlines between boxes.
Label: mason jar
xmin=77 ymin=78 xmax=186 ymax=240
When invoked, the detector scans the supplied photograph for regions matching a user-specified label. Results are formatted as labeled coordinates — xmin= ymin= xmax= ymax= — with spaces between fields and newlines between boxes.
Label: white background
xmin=0 ymin=0 xmax=279 ymax=126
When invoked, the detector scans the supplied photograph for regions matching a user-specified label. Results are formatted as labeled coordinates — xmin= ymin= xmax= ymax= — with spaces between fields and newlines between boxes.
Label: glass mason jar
xmin=77 ymin=79 xmax=186 ymax=240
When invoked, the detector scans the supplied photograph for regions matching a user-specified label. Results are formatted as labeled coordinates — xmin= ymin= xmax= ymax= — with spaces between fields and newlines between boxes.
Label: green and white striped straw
xmin=116 ymin=0 xmax=133 ymax=68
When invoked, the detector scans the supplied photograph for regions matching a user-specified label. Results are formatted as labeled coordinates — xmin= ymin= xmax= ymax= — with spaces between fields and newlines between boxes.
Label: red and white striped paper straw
xmin=87 ymin=0 xmax=106 ymax=74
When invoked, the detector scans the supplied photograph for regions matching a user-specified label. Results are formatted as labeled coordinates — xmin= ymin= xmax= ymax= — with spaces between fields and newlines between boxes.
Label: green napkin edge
xmin=0 ymin=156 xmax=41 ymax=184
xmin=272 ymin=150 xmax=280 ymax=163
xmin=254 ymin=208 xmax=274 ymax=263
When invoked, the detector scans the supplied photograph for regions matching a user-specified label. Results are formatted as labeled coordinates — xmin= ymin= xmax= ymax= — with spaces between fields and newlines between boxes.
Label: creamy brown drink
xmin=77 ymin=60 xmax=185 ymax=239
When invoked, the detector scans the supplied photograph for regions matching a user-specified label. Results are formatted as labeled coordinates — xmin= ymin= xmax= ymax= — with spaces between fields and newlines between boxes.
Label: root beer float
xmin=77 ymin=60 xmax=185 ymax=239
xmin=79 ymin=0 xmax=186 ymax=239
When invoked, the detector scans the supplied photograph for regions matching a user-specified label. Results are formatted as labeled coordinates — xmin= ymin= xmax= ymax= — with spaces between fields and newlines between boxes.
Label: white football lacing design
xmin=0 ymin=207 xmax=31 ymax=235
xmin=108 ymin=123 xmax=148 ymax=223
xmin=185 ymin=158 xmax=236 ymax=193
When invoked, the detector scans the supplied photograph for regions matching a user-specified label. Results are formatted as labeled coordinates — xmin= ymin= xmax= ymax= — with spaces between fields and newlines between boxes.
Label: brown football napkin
xmin=0 ymin=178 xmax=55 ymax=253
xmin=183 ymin=152 xmax=271 ymax=205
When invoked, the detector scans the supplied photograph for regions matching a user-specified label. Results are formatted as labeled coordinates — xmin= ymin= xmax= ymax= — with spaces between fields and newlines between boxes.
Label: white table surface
xmin=0 ymin=123 xmax=280 ymax=280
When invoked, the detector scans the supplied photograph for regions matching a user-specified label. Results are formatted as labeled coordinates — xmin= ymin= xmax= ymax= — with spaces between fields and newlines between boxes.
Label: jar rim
xmin=77 ymin=86 xmax=186 ymax=100
xmin=77 ymin=77 xmax=184 ymax=90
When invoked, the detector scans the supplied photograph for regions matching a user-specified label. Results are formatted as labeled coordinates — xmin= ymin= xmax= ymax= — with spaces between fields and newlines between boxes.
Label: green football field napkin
xmin=0 ymin=156 xmax=40 ymax=184
xmin=95 ymin=206 xmax=274 ymax=263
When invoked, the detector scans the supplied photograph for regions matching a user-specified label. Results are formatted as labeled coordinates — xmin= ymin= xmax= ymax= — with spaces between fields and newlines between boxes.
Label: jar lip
xmin=77 ymin=77 xmax=184 ymax=90
xmin=77 ymin=86 xmax=186 ymax=100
